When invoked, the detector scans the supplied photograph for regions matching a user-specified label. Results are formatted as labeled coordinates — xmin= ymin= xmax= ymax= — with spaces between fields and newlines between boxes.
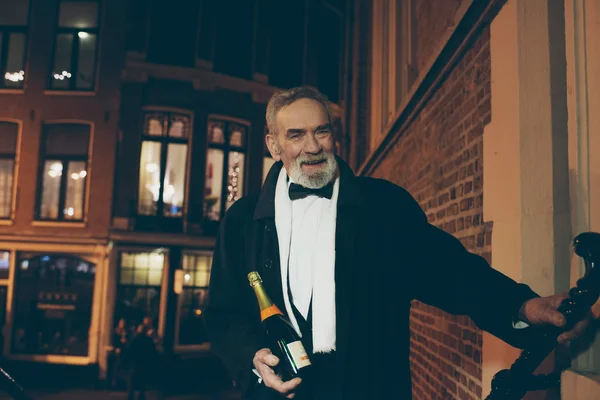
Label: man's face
xmin=266 ymin=98 xmax=337 ymax=189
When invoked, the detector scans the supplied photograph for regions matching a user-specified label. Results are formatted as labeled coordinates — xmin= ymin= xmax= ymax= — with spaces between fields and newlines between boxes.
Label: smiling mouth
xmin=302 ymin=159 xmax=326 ymax=166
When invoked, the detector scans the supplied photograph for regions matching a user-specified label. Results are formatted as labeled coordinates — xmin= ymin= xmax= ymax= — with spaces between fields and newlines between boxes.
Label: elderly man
xmin=203 ymin=86 xmax=590 ymax=400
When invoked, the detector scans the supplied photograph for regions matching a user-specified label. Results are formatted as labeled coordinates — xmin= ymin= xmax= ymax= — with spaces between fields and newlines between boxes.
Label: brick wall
xmin=370 ymin=27 xmax=492 ymax=400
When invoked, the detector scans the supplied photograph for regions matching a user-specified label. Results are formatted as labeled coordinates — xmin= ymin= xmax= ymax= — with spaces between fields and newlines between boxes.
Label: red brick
xmin=369 ymin=19 xmax=492 ymax=400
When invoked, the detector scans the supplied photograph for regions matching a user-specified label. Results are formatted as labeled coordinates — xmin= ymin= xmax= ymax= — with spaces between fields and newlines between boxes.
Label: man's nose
xmin=304 ymin=134 xmax=321 ymax=154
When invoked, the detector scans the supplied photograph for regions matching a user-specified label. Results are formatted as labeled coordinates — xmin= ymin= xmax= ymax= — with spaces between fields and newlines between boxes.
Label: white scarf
xmin=274 ymin=167 xmax=338 ymax=353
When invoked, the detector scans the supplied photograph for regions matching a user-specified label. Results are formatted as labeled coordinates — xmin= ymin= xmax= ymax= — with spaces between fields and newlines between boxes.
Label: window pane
xmin=51 ymin=34 xmax=74 ymax=89
xmin=119 ymin=268 xmax=133 ymax=284
xmin=11 ymin=254 xmax=96 ymax=356
xmin=177 ymin=288 xmax=209 ymax=345
xmin=181 ymin=253 xmax=212 ymax=287
xmin=4 ymin=33 xmax=26 ymax=88
xmin=0 ymin=160 xmax=14 ymax=219
xmin=228 ymin=124 xmax=246 ymax=148
xmin=148 ymin=270 xmax=162 ymax=286
xmin=138 ymin=141 xmax=161 ymax=215
xmin=58 ymin=1 xmax=99 ymax=28
xmin=0 ymin=0 xmax=29 ymax=25
xmin=163 ymin=143 xmax=187 ymax=217
xmin=0 ymin=121 xmax=18 ymax=154
xmin=226 ymin=152 xmax=244 ymax=210
xmin=76 ymin=32 xmax=96 ymax=89
xmin=40 ymin=161 xmax=63 ymax=220
xmin=263 ymin=156 xmax=275 ymax=184
xmin=144 ymin=115 xmax=166 ymax=136
xmin=204 ymin=149 xmax=223 ymax=221
xmin=64 ymin=161 xmax=86 ymax=220
xmin=133 ymin=268 xmax=148 ymax=285
xmin=168 ymin=115 xmax=189 ymax=138
xmin=208 ymin=122 xmax=225 ymax=144
xmin=0 ymin=251 xmax=10 ymax=280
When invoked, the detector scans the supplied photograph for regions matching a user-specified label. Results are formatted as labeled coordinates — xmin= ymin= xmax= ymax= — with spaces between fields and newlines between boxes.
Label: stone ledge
xmin=561 ymin=369 xmax=600 ymax=400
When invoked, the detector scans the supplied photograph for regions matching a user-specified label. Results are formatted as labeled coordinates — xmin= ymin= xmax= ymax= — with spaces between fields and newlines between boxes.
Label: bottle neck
xmin=252 ymin=282 xmax=283 ymax=321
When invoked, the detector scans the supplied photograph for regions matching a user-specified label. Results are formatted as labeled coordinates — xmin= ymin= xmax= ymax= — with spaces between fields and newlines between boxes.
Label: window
xmin=138 ymin=111 xmax=191 ymax=217
xmin=176 ymin=252 xmax=212 ymax=347
xmin=0 ymin=250 xmax=10 ymax=280
xmin=49 ymin=1 xmax=99 ymax=90
xmin=371 ymin=0 xmax=417 ymax=137
xmin=0 ymin=250 xmax=9 ymax=350
xmin=204 ymin=118 xmax=248 ymax=221
xmin=37 ymin=123 xmax=90 ymax=222
xmin=0 ymin=121 xmax=18 ymax=219
xmin=0 ymin=0 xmax=29 ymax=89
xmin=114 ymin=251 xmax=165 ymax=333
xmin=11 ymin=253 xmax=96 ymax=356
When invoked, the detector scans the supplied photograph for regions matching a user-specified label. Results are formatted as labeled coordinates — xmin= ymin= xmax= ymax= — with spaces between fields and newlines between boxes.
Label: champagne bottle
xmin=248 ymin=271 xmax=312 ymax=381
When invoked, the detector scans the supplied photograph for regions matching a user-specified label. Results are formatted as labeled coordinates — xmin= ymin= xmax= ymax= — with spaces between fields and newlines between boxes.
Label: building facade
xmin=0 ymin=0 xmax=349 ymax=392
xmin=347 ymin=0 xmax=600 ymax=399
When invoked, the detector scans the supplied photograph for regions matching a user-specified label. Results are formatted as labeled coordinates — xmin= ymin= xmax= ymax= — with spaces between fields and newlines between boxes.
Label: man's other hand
xmin=253 ymin=348 xmax=302 ymax=398
xmin=519 ymin=293 xmax=593 ymax=344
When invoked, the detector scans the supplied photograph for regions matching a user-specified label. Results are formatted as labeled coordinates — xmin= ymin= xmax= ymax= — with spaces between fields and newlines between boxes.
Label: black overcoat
xmin=203 ymin=157 xmax=538 ymax=400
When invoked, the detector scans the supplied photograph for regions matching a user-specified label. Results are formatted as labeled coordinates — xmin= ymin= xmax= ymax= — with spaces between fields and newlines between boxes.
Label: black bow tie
xmin=288 ymin=182 xmax=333 ymax=200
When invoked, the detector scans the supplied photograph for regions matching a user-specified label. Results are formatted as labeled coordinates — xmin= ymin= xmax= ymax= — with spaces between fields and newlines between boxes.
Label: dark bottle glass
xmin=248 ymin=271 xmax=312 ymax=381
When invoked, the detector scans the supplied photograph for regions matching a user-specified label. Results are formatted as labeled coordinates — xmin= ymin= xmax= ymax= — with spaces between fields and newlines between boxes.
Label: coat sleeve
xmin=395 ymin=188 xmax=540 ymax=349
xmin=203 ymin=208 xmax=264 ymax=397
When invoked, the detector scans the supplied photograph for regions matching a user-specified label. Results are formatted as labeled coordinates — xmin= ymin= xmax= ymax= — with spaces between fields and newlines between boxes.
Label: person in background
xmin=125 ymin=324 xmax=158 ymax=400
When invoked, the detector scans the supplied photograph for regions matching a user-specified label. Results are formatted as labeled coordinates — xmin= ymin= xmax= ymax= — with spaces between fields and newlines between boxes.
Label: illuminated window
xmin=115 ymin=251 xmax=165 ymax=331
xmin=0 ymin=121 xmax=17 ymax=219
xmin=11 ymin=253 xmax=96 ymax=356
xmin=204 ymin=119 xmax=247 ymax=221
xmin=49 ymin=1 xmax=99 ymax=90
xmin=176 ymin=252 xmax=212 ymax=346
xmin=37 ymin=123 xmax=90 ymax=221
xmin=0 ymin=0 xmax=29 ymax=89
xmin=138 ymin=111 xmax=190 ymax=217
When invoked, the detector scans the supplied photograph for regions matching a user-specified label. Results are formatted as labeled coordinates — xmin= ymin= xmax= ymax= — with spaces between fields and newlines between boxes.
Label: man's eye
xmin=317 ymin=130 xmax=331 ymax=135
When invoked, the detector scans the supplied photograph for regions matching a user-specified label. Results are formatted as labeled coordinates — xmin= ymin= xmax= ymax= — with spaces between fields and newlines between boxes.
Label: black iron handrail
xmin=486 ymin=232 xmax=600 ymax=399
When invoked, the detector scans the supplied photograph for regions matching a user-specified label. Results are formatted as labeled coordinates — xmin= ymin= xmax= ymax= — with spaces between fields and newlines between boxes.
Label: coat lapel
xmin=332 ymin=159 xmax=363 ymax=397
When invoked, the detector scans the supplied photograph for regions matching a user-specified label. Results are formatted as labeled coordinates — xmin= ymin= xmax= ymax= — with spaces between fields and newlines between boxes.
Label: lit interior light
xmin=78 ymin=31 xmax=89 ymax=39
xmin=4 ymin=70 xmax=25 ymax=82
xmin=145 ymin=163 xmax=159 ymax=172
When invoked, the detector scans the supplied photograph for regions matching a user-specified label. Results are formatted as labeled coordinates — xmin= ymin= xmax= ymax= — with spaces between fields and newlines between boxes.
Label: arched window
xmin=203 ymin=117 xmax=248 ymax=222
xmin=137 ymin=110 xmax=191 ymax=218
xmin=11 ymin=254 xmax=96 ymax=356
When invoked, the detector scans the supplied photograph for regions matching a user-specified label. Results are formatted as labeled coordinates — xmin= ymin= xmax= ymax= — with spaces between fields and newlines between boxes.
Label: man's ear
xmin=266 ymin=134 xmax=282 ymax=161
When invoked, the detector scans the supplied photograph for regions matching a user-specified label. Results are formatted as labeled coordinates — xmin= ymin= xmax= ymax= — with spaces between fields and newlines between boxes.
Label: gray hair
xmin=265 ymin=86 xmax=332 ymax=136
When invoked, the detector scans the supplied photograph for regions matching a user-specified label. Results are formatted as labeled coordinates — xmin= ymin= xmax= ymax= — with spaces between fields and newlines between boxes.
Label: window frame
xmin=173 ymin=250 xmax=213 ymax=352
xmin=48 ymin=0 xmax=101 ymax=92
xmin=113 ymin=248 xmax=169 ymax=344
xmin=137 ymin=108 xmax=193 ymax=219
xmin=370 ymin=0 xmax=417 ymax=140
xmin=35 ymin=121 xmax=92 ymax=223
xmin=0 ymin=1 xmax=30 ymax=90
xmin=204 ymin=115 xmax=250 ymax=222
xmin=0 ymin=119 xmax=21 ymax=223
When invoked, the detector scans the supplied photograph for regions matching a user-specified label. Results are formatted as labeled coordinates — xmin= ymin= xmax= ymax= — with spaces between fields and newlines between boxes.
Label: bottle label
xmin=286 ymin=341 xmax=311 ymax=368
xmin=260 ymin=305 xmax=283 ymax=321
